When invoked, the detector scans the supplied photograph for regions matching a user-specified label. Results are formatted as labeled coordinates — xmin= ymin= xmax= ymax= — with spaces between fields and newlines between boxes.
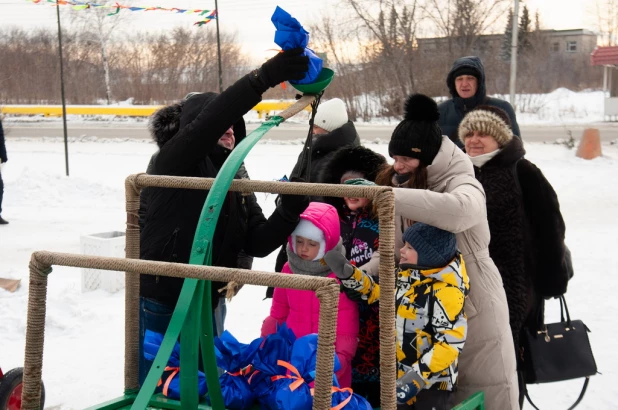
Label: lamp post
xmin=56 ymin=0 xmax=69 ymax=176
xmin=509 ymin=0 xmax=520 ymax=108
xmin=214 ymin=0 xmax=223 ymax=93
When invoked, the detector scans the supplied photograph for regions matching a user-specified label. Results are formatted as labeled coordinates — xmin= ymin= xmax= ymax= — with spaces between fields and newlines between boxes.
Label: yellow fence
xmin=0 ymin=101 xmax=308 ymax=119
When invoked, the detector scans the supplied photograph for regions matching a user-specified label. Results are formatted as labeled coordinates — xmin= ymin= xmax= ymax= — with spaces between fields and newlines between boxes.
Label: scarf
xmin=469 ymin=149 xmax=501 ymax=168
xmin=286 ymin=239 xmax=344 ymax=277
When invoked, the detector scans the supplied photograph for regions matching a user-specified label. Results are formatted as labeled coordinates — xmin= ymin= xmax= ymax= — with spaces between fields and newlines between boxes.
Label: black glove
xmin=278 ymin=177 xmax=309 ymax=219
xmin=0 ymin=156 xmax=6 ymax=163
xmin=253 ymin=48 xmax=309 ymax=92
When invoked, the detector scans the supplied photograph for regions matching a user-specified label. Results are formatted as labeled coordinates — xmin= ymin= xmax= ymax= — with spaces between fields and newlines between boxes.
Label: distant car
xmin=0 ymin=367 xmax=45 ymax=410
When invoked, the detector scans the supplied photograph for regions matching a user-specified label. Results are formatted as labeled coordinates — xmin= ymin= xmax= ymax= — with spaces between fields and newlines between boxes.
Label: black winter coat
xmin=473 ymin=138 xmax=569 ymax=350
xmin=439 ymin=56 xmax=521 ymax=148
xmin=139 ymin=153 xmax=254 ymax=271
xmin=0 ymin=119 xmax=7 ymax=163
xmin=140 ymin=76 xmax=301 ymax=308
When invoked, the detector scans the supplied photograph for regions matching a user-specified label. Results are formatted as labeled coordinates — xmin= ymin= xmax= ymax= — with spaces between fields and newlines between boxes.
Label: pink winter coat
xmin=261 ymin=202 xmax=359 ymax=388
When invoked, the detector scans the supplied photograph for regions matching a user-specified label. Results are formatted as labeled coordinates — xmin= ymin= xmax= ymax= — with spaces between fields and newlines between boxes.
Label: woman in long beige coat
xmin=369 ymin=94 xmax=518 ymax=409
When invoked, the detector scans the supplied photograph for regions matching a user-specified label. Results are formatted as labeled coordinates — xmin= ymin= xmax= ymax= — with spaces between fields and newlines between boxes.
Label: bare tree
xmin=422 ymin=0 xmax=510 ymax=57
xmin=593 ymin=0 xmax=618 ymax=46
xmin=67 ymin=2 xmax=135 ymax=104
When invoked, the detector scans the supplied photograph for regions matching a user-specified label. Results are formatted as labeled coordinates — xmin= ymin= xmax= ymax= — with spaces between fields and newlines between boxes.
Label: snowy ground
xmin=0 ymin=138 xmax=617 ymax=409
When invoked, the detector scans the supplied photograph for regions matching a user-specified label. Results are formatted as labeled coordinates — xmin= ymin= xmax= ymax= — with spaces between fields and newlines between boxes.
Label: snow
xmin=2 ymin=88 xmax=610 ymax=126
xmin=0 ymin=138 xmax=617 ymax=409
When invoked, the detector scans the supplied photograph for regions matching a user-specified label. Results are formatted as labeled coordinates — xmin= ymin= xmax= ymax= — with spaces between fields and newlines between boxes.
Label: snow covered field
xmin=0 ymin=137 xmax=617 ymax=409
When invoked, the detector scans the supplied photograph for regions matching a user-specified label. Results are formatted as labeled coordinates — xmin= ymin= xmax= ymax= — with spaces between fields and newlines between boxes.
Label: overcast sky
xmin=0 ymin=0 xmax=597 ymax=64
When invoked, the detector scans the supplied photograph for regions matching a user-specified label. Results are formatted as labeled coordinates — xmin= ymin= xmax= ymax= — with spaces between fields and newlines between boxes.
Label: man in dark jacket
xmin=0 ymin=118 xmax=7 ymax=225
xmin=290 ymin=98 xmax=360 ymax=183
xmin=138 ymin=48 xmax=310 ymax=384
xmin=438 ymin=56 xmax=521 ymax=149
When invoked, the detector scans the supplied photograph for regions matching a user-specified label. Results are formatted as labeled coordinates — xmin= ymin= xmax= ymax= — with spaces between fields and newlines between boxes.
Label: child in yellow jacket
xmin=324 ymin=222 xmax=470 ymax=409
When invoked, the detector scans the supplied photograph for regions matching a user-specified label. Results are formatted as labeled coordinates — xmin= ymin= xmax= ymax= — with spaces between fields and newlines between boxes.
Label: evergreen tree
xmin=500 ymin=8 xmax=514 ymax=61
xmin=519 ymin=6 xmax=533 ymax=54
xmin=534 ymin=10 xmax=541 ymax=32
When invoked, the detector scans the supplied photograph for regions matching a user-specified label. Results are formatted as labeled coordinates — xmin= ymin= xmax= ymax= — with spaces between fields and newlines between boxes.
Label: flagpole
xmin=214 ymin=0 xmax=223 ymax=93
xmin=56 ymin=0 xmax=70 ymax=176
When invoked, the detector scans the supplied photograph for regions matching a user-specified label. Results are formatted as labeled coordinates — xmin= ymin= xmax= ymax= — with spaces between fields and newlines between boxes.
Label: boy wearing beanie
xmin=324 ymin=223 xmax=470 ymax=409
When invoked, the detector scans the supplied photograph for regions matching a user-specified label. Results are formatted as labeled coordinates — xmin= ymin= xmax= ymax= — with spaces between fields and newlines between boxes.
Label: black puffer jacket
xmin=439 ymin=56 xmax=521 ymax=148
xmin=290 ymin=120 xmax=360 ymax=182
xmin=473 ymin=137 xmax=569 ymax=350
xmin=140 ymin=76 xmax=302 ymax=309
xmin=0 ymin=119 xmax=7 ymax=163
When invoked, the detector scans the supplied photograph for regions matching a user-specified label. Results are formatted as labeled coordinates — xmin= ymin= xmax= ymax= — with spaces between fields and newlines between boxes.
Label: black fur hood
xmin=319 ymin=145 xmax=386 ymax=184
xmin=319 ymin=145 xmax=387 ymax=215
xmin=148 ymin=92 xmax=247 ymax=148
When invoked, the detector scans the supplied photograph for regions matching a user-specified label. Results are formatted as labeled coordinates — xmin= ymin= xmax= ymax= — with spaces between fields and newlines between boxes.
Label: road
xmin=4 ymin=121 xmax=618 ymax=142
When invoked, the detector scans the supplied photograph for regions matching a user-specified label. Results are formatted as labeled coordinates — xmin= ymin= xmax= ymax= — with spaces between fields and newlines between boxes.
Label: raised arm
xmin=155 ymin=48 xmax=309 ymax=176
xmin=393 ymin=176 xmax=487 ymax=233
xmin=323 ymin=250 xmax=381 ymax=303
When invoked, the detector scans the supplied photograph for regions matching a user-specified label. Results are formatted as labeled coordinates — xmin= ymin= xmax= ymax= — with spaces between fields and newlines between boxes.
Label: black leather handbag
xmin=520 ymin=295 xmax=597 ymax=409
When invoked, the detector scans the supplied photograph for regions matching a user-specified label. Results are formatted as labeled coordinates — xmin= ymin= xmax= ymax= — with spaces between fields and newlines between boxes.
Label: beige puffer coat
xmin=369 ymin=136 xmax=518 ymax=409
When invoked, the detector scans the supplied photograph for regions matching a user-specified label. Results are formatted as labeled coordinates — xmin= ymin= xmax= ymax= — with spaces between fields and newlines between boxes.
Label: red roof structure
xmin=591 ymin=46 xmax=618 ymax=66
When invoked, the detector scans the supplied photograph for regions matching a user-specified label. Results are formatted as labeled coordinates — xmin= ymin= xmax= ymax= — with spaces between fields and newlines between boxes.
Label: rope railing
xmin=22 ymin=252 xmax=341 ymax=410
xmin=22 ymin=175 xmax=396 ymax=410
xmin=124 ymin=175 xmax=397 ymax=410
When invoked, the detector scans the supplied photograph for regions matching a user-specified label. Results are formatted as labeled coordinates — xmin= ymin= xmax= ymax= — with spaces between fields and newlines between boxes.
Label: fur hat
xmin=148 ymin=92 xmax=247 ymax=149
xmin=403 ymin=223 xmax=458 ymax=268
xmin=314 ymin=98 xmax=348 ymax=132
xmin=319 ymin=146 xmax=387 ymax=215
xmin=388 ymin=94 xmax=443 ymax=165
xmin=292 ymin=219 xmax=326 ymax=260
xmin=458 ymin=105 xmax=513 ymax=147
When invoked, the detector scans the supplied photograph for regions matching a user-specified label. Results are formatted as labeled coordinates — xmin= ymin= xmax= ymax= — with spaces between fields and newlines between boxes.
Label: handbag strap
xmin=559 ymin=295 xmax=572 ymax=326
xmin=524 ymin=377 xmax=590 ymax=410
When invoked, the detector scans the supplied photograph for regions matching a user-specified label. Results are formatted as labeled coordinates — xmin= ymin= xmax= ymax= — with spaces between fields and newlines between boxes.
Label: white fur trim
xmin=292 ymin=219 xmax=326 ymax=260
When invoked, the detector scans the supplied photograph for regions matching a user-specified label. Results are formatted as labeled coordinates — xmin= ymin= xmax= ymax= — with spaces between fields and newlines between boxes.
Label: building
xmin=417 ymin=29 xmax=597 ymax=59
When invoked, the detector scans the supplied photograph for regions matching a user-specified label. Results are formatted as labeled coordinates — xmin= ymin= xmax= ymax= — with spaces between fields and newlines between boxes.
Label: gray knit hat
xmin=402 ymin=223 xmax=457 ymax=268
xmin=458 ymin=105 xmax=513 ymax=147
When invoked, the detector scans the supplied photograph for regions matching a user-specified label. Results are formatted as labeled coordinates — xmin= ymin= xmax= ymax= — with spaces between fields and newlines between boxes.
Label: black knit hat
xmin=403 ymin=223 xmax=457 ymax=268
xmin=388 ymin=94 xmax=443 ymax=165
xmin=451 ymin=66 xmax=481 ymax=82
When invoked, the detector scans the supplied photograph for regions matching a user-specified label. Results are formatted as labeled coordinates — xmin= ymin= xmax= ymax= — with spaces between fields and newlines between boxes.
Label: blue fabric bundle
xmin=271 ymin=6 xmax=323 ymax=84
xmin=142 ymin=330 xmax=208 ymax=400
xmin=214 ymin=331 xmax=263 ymax=409
xmin=249 ymin=323 xmax=299 ymax=409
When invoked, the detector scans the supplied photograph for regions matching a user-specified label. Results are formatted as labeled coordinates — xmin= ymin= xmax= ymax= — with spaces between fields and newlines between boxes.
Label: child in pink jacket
xmin=261 ymin=202 xmax=359 ymax=388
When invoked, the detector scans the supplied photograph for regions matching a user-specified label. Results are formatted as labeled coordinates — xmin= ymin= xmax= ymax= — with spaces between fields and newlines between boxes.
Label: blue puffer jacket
xmin=438 ymin=56 xmax=521 ymax=148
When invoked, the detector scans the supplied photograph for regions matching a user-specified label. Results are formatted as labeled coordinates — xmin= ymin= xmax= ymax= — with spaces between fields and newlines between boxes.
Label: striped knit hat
xmin=458 ymin=105 xmax=513 ymax=147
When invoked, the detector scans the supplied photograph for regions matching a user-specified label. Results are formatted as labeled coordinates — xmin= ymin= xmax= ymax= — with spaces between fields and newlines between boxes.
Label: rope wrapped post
xmin=312 ymin=282 xmax=341 ymax=410
xmin=375 ymin=190 xmax=397 ymax=410
xmin=22 ymin=251 xmax=343 ymax=409
xmin=124 ymin=174 xmax=142 ymax=392
xmin=22 ymin=254 xmax=52 ymax=410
